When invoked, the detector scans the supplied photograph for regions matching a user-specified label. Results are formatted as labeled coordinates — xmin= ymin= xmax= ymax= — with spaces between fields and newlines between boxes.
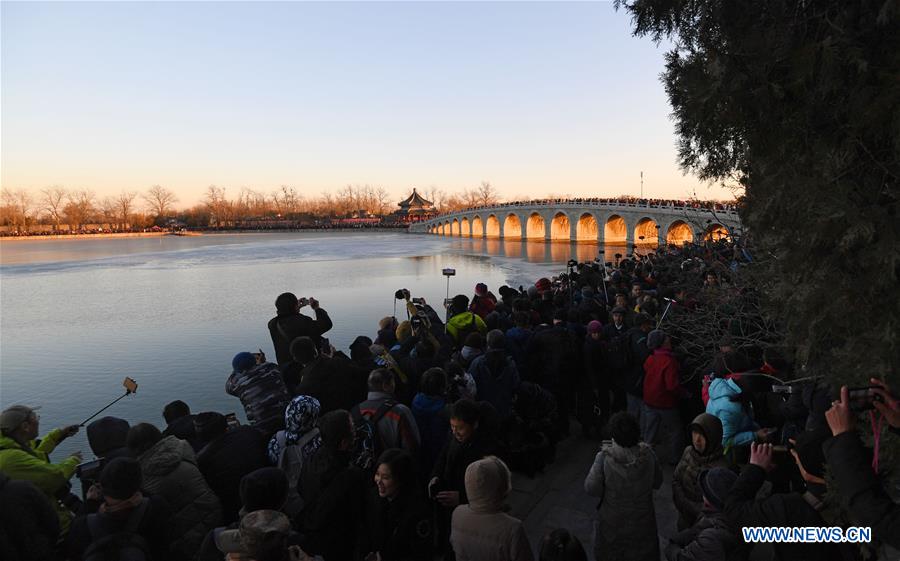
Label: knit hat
xmin=647 ymin=329 xmax=666 ymax=350
xmin=86 ymin=416 xmax=130 ymax=457
xmin=232 ymin=352 xmax=257 ymax=372
xmin=698 ymin=467 xmax=737 ymax=511
xmin=464 ymin=456 xmax=511 ymax=514
xmin=535 ymin=278 xmax=552 ymax=293
xmin=396 ymin=321 xmax=413 ymax=343
xmin=0 ymin=405 xmax=39 ymax=432
xmin=194 ymin=412 xmax=228 ymax=442
xmin=793 ymin=427 xmax=831 ymax=478
xmin=100 ymin=457 xmax=143 ymax=500
xmin=475 ymin=283 xmax=488 ymax=296
xmin=239 ymin=467 xmax=289 ymax=512
xmin=239 ymin=510 xmax=292 ymax=558
xmin=587 ymin=320 xmax=602 ymax=334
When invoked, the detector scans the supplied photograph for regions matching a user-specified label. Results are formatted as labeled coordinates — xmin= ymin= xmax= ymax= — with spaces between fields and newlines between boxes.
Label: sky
xmin=1 ymin=1 xmax=737 ymax=207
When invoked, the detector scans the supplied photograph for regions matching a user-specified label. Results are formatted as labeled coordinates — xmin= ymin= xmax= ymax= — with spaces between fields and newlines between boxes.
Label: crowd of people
xmin=1 ymin=239 xmax=897 ymax=561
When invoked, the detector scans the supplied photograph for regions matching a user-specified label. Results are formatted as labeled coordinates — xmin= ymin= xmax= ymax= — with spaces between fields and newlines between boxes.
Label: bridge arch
xmin=576 ymin=213 xmax=599 ymax=242
xmin=471 ymin=216 xmax=483 ymax=237
xmin=450 ymin=219 xmax=459 ymax=236
xmin=486 ymin=214 xmax=501 ymax=237
xmin=605 ymin=214 xmax=627 ymax=243
xmin=634 ymin=217 xmax=660 ymax=247
xmin=666 ymin=220 xmax=694 ymax=245
xmin=703 ymin=223 xmax=730 ymax=241
xmin=550 ymin=212 xmax=570 ymax=241
xmin=460 ymin=217 xmax=470 ymax=237
xmin=503 ymin=213 xmax=522 ymax=239
xmin=526 ymin=212 xmax=545 ymax=240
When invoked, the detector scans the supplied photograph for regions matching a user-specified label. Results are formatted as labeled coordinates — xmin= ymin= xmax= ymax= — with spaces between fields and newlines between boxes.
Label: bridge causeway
xmin=408 ymin=200 xmax=741 ymax=246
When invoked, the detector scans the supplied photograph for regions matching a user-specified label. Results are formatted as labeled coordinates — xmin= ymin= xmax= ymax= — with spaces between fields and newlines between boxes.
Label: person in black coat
xmin=268 ymin=293 xmax=333 ymax=366
xmin=429 ymin=399 xmax=497 ymax=555
xmin=363 ymin=449 xmax=433 ymax=561
xmin=291 ymin=337 xmax=368 ymax=414
xmin=824 ymin=383 xmax=900 ymax=551
xmin=298 ymin=409 xmax=367 ymax=561
xmin=0 ymin=472 xmax=59 ymax=561
xmin=526 ymin=315 xmax=580 ymax=435
xmin=194 ymin=412 xmax=270 ymax=524
xmin=65 ymin=457 xmax=173 ymax=561
xmin=162 ymin=400 xmax=202 ymax=451
xmin=725 ymin=438 xmax=846 ymax=561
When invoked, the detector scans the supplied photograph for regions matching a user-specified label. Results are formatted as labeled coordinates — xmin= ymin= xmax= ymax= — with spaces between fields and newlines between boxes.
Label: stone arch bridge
xmin=408 ymin=200 xmax=741 ymax=246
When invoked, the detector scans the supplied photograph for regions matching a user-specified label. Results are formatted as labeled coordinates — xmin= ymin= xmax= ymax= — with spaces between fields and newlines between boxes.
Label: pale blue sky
xmin=2 ymin=1 xmax=734 ymax=206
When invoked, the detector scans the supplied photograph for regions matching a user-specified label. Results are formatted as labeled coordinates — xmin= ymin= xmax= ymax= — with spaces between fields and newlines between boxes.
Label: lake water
xmin=0 ymin=231 xmax=643 ymax=459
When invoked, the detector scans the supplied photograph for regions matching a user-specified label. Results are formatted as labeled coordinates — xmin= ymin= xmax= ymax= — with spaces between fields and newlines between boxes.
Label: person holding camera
xmin=268 ymin=292 xmax=333 ymax=367
xmin=823 ymin=380 xmax=900 ymax=551
xmin=0 ymin=404 xmax=82 ymax=535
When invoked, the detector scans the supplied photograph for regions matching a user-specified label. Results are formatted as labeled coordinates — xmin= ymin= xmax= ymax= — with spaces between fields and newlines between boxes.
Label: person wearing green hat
xmin=0 ymin=404 xmax=82 ymax=535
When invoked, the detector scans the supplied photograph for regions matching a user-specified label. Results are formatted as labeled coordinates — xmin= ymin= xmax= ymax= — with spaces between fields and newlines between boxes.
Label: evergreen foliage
xmin=616 ymin=0 xmax=899 ymax=385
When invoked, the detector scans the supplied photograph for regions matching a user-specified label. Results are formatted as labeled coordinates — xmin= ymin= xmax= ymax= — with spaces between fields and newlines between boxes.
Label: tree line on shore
xmin=0 ymin=182 xmax=512 ymax=232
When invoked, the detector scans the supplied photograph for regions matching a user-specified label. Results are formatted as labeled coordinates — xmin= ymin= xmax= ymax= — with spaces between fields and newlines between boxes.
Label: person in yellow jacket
xmin=445 ymin=294 xmax=487 ymax=347
xmin=0 ymin=404 xmax=82 ymax=535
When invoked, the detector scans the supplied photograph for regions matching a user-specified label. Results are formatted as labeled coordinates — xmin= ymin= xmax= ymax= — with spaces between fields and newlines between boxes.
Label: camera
xmin=410 ymin=315 xmax=423 ymax=329
xmin=411 ymin=297 xmax=426 ymax=305
xmin=298 ymin=297 xmax=309 ymax=307
xmin=848 ymin=386 xmax=884 ymax=412
xmin=442 ymin=268 xmax=456 ymax=277
xmin=394 ymin=289 xmax=410 ymax=300
xmin=567 ymin=259 xmax=578 ymax=268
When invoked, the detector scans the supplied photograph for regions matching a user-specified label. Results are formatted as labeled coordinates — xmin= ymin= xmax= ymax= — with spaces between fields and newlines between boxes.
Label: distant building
xmin=393 ymin=189 xmax=436 ymax=223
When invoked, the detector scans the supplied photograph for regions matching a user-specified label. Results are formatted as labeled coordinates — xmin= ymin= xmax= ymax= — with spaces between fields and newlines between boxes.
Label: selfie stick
xmin=657 ymin=297 xmax=676 ymax=329
xmin=79 ymin=387 xmax=136 ymax=427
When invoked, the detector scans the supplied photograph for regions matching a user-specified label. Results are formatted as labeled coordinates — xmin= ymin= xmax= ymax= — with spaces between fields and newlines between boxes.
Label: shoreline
xmin=0 ymin=227 xmax=409 ymax=242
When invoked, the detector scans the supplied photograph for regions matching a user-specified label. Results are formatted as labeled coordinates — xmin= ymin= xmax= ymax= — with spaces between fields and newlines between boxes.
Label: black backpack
xmin=83 ymin=498 xmax=153 ymax=561
xmin=350 ymin=399 xmax=397 ymax=472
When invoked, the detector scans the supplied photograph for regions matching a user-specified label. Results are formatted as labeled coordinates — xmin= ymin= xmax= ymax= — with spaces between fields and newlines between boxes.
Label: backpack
xmin=350 ymin=399 xmax=397 ymax=471
xmin=83 ymin=498 xmax=153 ymax=561
xmin=274 ymin=427 xmax=321 ymax=514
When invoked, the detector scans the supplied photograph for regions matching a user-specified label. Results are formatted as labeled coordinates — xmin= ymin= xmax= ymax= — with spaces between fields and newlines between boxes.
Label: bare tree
xmin=374 ymin=186 xmax=390 ymax=216
xmin=99 ymin=197 xmax=118 ymax=228
xmin=476 ymin=181 xmax=499 ymax=206
xmin=204 ymin=185 xmax=227 ymax=228
xmin=1 ymin=188 xmax=34 ymax=232
xmin=40 ymin=186 xmax=68 ymax=231
xmin=143 ymin=185 xmax=179 ymax=219
xmin=64 ymin=190 xmax=96 ymax=230
xmin=116 ymin=191 xmax=138 ymax=230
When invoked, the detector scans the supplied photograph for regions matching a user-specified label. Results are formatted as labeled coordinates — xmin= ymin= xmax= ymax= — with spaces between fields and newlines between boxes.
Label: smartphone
xmin=123 ymin=377 xmax=138 ymax=394
xmin=75 ymin=458 xmax=104 ymax=479
xmin=411 ymin=297 xmax=426 ymax=305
